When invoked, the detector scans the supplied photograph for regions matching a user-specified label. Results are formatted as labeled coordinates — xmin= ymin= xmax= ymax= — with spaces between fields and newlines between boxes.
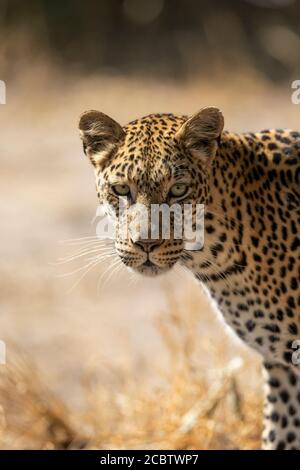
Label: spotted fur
xmin=79 ymin=108 xmax=300 ymax=449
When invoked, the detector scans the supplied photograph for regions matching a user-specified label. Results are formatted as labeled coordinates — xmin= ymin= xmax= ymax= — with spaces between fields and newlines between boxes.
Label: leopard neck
xmin=182 ymin=132 xmax=257 ymax=285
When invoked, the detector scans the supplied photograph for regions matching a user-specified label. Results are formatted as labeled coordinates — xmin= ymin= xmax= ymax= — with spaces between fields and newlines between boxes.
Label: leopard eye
xmin=112 ymin=184 xmax=131 ymax=197
xmin=169 ymin=183 xmax=188 ymax=198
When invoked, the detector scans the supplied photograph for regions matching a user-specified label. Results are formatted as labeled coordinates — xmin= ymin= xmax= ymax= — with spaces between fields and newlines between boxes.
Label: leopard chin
xmin=130 ymin=261 xmax=173 ymax=277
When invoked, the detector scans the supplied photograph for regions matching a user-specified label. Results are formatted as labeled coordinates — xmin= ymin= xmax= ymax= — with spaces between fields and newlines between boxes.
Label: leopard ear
xmin=79 ymin=110 xmax=125 ymax=167
xmin=176 ymin=107 xmax=224 ymax=161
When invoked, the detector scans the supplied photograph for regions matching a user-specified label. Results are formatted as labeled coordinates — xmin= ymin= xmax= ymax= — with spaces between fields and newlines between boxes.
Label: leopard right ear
xmin=79 ymin=110 xmax=125 ymax=167
xmin=176 ymin=107 xmax=224 ymax=162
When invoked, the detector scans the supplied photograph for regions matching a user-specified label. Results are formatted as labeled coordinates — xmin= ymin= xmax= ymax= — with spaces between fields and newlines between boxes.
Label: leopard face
xmin=79 ymin=108 xmax=224 ymax=277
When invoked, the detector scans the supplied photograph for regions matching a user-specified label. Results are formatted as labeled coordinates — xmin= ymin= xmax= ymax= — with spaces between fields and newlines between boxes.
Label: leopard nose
xmin=134 ymin=239 xmax=163 ymax=253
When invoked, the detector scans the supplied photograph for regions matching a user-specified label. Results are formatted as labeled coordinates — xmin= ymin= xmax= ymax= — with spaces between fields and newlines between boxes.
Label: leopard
xmin=78 ymin=107 xmax=300 ymax=450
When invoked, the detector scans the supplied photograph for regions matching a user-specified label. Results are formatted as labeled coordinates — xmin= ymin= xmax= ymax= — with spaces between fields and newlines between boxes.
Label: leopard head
xmin=78 ymin=108 xmax=224 ymax=277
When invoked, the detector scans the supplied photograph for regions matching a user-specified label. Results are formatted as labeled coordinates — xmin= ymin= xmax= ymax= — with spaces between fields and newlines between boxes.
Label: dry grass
xmin=0 ymin=291 xmax=262 ymax=450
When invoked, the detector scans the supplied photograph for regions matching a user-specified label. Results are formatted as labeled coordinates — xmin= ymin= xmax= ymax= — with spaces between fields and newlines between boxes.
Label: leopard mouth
xmin=131 ymin=257 xmax=178 ymax=277
xmin=130 ymin=259 xmax=170 ymax=277
xmin=142 ymin=260 xmax=155 ymax=267
xmin=117 ymin=248 xmax=178 ymax=277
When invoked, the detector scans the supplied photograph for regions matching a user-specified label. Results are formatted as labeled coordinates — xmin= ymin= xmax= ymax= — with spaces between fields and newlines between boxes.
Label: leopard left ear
xmin=79 ymin=110 xmax=125 ymax=168
xmin=176 ymin=107 xmax=224 ymax=160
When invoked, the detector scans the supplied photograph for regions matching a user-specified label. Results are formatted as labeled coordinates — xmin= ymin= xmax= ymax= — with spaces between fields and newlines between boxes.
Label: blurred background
xmin=0 ymin=0 xmax=299 ymax=449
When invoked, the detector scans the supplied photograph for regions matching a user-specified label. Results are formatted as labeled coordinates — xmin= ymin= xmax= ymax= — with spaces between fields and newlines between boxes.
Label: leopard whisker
xmin=57 ymin=253 xmax=115 ymax=278
xmin=97 ymin=256 xmax=123 ymax=292
xmin=66 ymin=256 xmax=109 ymax=293
xmin=54 ymin=247 xmax=115 ymax=265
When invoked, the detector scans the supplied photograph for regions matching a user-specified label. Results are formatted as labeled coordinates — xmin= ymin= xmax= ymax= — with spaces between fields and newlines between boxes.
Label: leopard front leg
xmin=262 ymin=362 xmax=300 ymax=450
